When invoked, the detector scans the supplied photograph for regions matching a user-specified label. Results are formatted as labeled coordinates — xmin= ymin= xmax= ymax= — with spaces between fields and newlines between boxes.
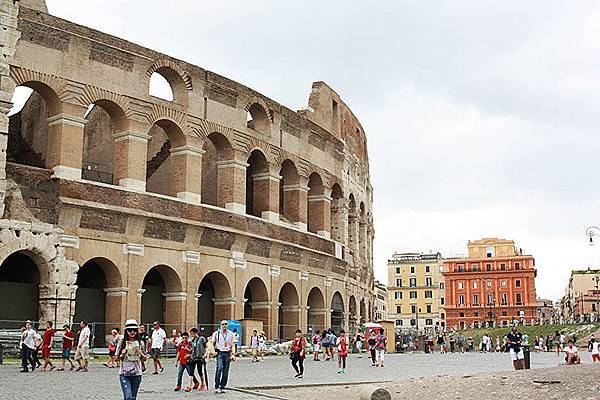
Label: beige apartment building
xmin=560 ymin=268 xmax=600 ymax=323
xmin=387 ymin=252 xmax=445 ymax=331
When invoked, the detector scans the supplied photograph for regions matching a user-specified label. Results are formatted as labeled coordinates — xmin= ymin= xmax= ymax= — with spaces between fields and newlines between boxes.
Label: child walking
xmin=174 ymin=332 xmax=192 ymax=392
xmin=336 ymin=329 xmax=348 ymax=373
xmin=290 ymin=329 xmax=306 ymax=378
xmin=312 ymin=330 xmax=321 ymax=361
xmin=375 ymin=328 xmax=387 ymax=367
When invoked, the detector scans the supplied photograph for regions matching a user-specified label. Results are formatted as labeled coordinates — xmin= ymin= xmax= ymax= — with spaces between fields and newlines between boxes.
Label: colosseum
xmin=0 ymin=0 xmax=375 ymax=342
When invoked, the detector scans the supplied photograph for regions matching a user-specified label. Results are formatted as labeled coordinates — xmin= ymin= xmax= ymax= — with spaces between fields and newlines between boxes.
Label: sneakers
xmin=193 ymin=382 xmax=199 ymax=390
xmin=297 ymin=374 xmax=303 ymax=379
xmin=199 ymin=385 xmax=206 ymax=391
xmin=160 ymin=367 xmax=164 ymax=374
xmin=337 ymin=369 xmax=342 ymax=374
xmin=174 ymin=386 xmax=181 ymax=392
xmin=184 ymin=387 xmax=192 ymax=392
xmin=57 ymin=368 xmax=64 ymax=371
xmin=215 ymin=389 xmax=221 ymax=394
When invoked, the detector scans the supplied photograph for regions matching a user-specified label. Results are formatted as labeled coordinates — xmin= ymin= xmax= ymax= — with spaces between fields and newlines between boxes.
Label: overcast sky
xmin=40 ymin=0 xmax=600 ymax=300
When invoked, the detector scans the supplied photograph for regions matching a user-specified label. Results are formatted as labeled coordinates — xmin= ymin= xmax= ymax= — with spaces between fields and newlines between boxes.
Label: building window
xmin=459 ymin=295 xmax=465 ymax=306
xmin=425 ymin=265 xmax=430 ymax=273
xmin=425 ymin=318 xmax=433 ymax=326
xmin=473 ymin=294 xmax=479 ymax=306
xmin=411 ymin=305 xmax=417 ymax=313
xmin=500 ymin=263 xmax=506 ymax=271
xmin=395 ymin=267 xmax=401 ymax=274
xmin=410 ymin=278 xmax=417 ymax=287
xmin=459 ymin=312 xmax=465 ymax=317
xmin=486 ymin=247 xmax=494 ymax=257
xmin=486 ymin=263 xmax=491 ymax=271
xmin=410 ymin=319 xmax=416 ymax=326
xmin=474 ymin=312 xmax=479 ymax=317
xmin=487 ymin=294 xmax=493 ymax=305
xmin=515 ymin=262 xmax=521 ymax=270
xmin=410 ymin=291 xmax=417 ymax=299
xmin=396 ymin=320 xmax=403 ymax=326
xmin=439 ymin=282 xmax=445 ymax=290
xmin=471 ymin=263 xmax=478 ymax=271
xmin=457 ymin=264 xmax=464 ymax=272
xmin=426 ymin=304 xmax=432 ymax=313
xmin=395 ymin=291 xmax=402 ymax=300
xmin=426 ymin=277 xmax=432 ymax=287
xmin=501 ymin=293 xmax=507 ymax=305
xmin=458 ymin=282 xmax=464 ymax=290
xmin=501 ymin=280 xmax=507 ymax=288
xmin=396 ymin=278 xmax=402 ymax=287
xmin=440 ymin=297 xmax=445 ymax=305
xmin=473 ymin=280 xmax=478 ymax=289
xmin=410 ymin=266 xmax=415 ymax=274
xmin=515 ymin=279 xmax=521 ymax=288
xmin=425 ymin=290 xmax=433 ymax=298
xmin=502 ymin=311 xmax=507 ymax=317
xmin=396 ymin=305 xmax=402 ymax=314
xmin=487 ymin=280 xmax=492 ymax=288
xmin=441 ymin=313 xmax=445 ymax=319
xmin=515 ymin=293 xmax=522 ymax=305
xmin=593 ymin=304 xmax=597 ymax=312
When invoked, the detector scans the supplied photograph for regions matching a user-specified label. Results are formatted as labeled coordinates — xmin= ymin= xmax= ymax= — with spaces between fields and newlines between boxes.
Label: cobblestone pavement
xmin=0 ymin=352 xmax=565 ymax=399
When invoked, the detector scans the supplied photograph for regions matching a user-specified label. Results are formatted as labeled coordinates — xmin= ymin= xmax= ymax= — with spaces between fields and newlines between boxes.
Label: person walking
xmin=448 ymin=331 xmax=455 ymax=353
xmin=137 ymin=324 xmax=149 ymax=373
xmin=591 ymin=337 xmax=600 ymax=363
xmin=20 ymin=321 xmax=36 ymax=373
xmin=375 ymin=328 xmax=387 ymax=367
xmin=355 ymin=330 xmax=364 ymax=357
xmin=150 ymin=321 xmax=167 ymax=375
xmin=75 ymin=321 xmax=91 ymax=372
xmin=57 ymin=324 xmax=75 ymax=371
xmin=174 ymin=332 xmax=192 ymax=392
xmin=105 ymin=329 xmax=120 ymax=368
xmin=258 ymin=331 xmax=267 ymax=361
xmin=457 ymin=333 xmax=465 ymax=353
xmin=336 ymin=329 xmax=348 ymax=373
xmin=250 ymin=330 xmax=260 ymax=363
xmin=31 ymin=329 xmax=43 ymax=369
xmin=506 ymin=325 xmax=525 ymax=370
xmin=41 ymin=321 xmax=56 ymax=371
xmin=211 ymin=320 xmax=236 ymax=393
xmin=321 ymin=330 xmax=331 ymax=360
xmin=367 ymin=330 xmax=377 ymax=366
xmin=437 ymin=331 xmax=446 ymax=354
xmin=189 ymin=328 xmax=207 ymax=391
xmin=311 ymin=330 xmax=321 ymax=361
xmin=117 ymin=319 xmax=146 ymax=400
xmin=290 ymin=329 xmax=306 ymax=378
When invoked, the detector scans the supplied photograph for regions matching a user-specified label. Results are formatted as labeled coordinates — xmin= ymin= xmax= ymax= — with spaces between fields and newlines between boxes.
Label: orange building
xmin=444 ymin=238 xmax=537 ymax=329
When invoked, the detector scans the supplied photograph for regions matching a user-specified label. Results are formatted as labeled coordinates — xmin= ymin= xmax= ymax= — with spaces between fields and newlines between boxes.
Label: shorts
xmin=252 ymin=348 xmax=258 ymax=357
xmin=355 ymin=341 xmax=362 ymax=350
xmin=187 ymin=361 xmax=204 ymax=377
xmin=323 ymin=343 xmax=330 ymax=348
xmin=62 ymin=349 xmax=72 ymax=359
xmin=592 ymin=354 xmax=600 ymax=362
xmin=510 ymin=348 xmax=524 ymax=361
xmin=41 ymin=345 xmax=51 ymax=358
xmin=108 ymin=349 xmax=116 ymax=357
xmin=75 ymin=346 xmax=90 ymax=361
xmin=150 ymin=348 xmax=161 ymax=360
xmin=313 ymin=344 xmax=321 ymax=352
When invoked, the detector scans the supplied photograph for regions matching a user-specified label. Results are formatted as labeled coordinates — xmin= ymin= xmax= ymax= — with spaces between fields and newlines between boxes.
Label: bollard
xmin=359 ymin=385 xmax=391 ymax=400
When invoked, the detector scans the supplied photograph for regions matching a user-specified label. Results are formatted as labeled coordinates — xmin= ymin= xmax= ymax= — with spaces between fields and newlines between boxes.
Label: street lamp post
xmin=585 ymin=226 xmax=600 ymax=323
xmin=593 ymin=276 xmax=600 ymax=323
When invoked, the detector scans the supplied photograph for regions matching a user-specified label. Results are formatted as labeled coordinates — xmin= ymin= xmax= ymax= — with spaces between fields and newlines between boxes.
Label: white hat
xmin=124 ymin=319 xmax=139 ymax=329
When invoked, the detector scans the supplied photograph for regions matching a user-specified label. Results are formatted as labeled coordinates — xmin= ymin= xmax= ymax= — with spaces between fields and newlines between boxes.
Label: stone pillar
xmin=359 ymin=218 xmax=368 ymax=260
xmin=282 ymin=176 xmax=309 ymax=231
xmin=39 ymin=283 xmax=78 ymax=327
xmin=0 ymin=0 xmax=21 ymax=215
xmin=213 ymin=297 xmax=236 ymax=322
xmin=308 ymin=189 xmax=332 ymax=238
xmin=135 ymin=289 xmax=146 ymax=323
xmin=331 ymin=198 xmax=349 ymax=244
xmin=169 ymin=145 xmax=204 ymax=204
xmin=252 ymin=164 xmax=281 ymax=221
xmin=113 ymin=131 xmax=150 ymax=191
xmin=217 ymin=152 xmax=248 ymax=213
xmin=46 ymin=105 xmax=88 ymax=180
xmin=163 ymin=292 xmax=187 ymax=331
xmin=104 ymin=287 xmax=128 ymax=325
xmin=348 ymin=213 xmax=360 ymax=256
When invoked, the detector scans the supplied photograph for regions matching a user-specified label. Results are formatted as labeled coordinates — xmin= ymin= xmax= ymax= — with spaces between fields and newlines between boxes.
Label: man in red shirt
xmin=41 ymin=321 xmax=55 ymax=371
xmin=57 ymin=324 xmax=75 ymax=371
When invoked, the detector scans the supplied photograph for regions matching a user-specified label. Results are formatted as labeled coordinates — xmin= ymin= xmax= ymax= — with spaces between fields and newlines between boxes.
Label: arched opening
xmin=7 ymin=82 xmax=61 ymax=170
xmin=307 ymin=172 xmax=325 ymax=234
xmin=201 ymin=132 xmax=234 ymax=207
xmin=245 ymin=149 xmax=269 ymax=217
xmin=74 ymin=258 xmax=122 ymax=347
xmin=330 ymin=183 xmax=344 ymax=242
xmin=81 ymin=100 xmax=128 ymax=184
xmin=307 ymin=287 xmax=326 ymax=334
xmin=246 ymin=103 xmax=270 ymax=133
xmin=197 ymin=272 xmax=232 ymax=336
xmin=243 ymin=277 xmax=270 ymax=336
xmin=141 ymin=265 xmax=182 ymax=329
xmin=331 ymin=291 xmax=345 ymax=333
xmin=348 ymin=295 xmax=357 ymax=332
xmin=348 ymin=194 xmax=358 ymax=253
xmin=149 ymin=71 xmax=174 ymax=101
xmin=0 ymin=252 xmax=40 ymax=327
xmin=278 ymin=282 xmax=300 ymax=341
xmin=279 ymin=160 xmax=300 ymax=223
xmin=360 ymin=298 xmax=367 ymax=324
xmin=146 ymin=119 xmax=185 ymax=197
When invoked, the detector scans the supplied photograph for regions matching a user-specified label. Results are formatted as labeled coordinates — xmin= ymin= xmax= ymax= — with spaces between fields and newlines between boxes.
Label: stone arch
xmin=0 ymin=251 xmax=41 ymax=327
xmin=330 ymin=291 xmax=345 ymax=333
xmin=141 ymin=265 xmax=183 ymax=328
xmin=359 ymin=298 xmax=367 ymax=324
xmin=348 ymin=295 xmax=358 ymax=332
xmin=197 ymin=271 xmax=233 ymax=334
xmin=202 ymin=131 xmax=234 ymax=207
xmin=243 ymin=277 xmax=271 ymax=335
xmin=146 ymin=59 xmax=192 ymax=104
xmin=9 ymin=68 xmax=64 ymax=116
xmin=246 ymin=149 xmax=270 ymax=217
xmin=278 ymin=282 xmax=300 ymax=340
xmin=146 ymin=118 xmax=186 ymax=196
xmin=307 ymin=172 xmax=325 ymax=233
xmin=279 ymin=159 xmax=300 ymax=222
xmin=307 ymin=287 xmax=326 ymax=334
xmin=245 ymin=99 xmax=272 ymax=133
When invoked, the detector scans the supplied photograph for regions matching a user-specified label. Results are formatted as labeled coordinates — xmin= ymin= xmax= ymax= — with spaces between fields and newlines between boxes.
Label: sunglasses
xmin=126 ymin=328 xmax=138 ymax=333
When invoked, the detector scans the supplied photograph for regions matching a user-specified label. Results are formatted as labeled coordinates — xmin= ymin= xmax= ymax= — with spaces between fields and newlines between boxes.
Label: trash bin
xmin=523 ymin=346 xmax=531 ymax=369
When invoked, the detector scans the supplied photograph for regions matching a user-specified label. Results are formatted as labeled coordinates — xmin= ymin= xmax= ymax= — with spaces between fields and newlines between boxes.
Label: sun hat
xmin=124 ymin=319 xmax=139 ymax=330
